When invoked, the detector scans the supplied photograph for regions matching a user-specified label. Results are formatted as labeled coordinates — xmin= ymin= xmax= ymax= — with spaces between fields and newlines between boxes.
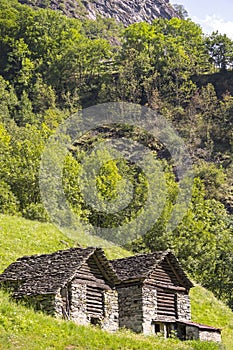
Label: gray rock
xmin=18 ymin=0 xmax=179 ymax=26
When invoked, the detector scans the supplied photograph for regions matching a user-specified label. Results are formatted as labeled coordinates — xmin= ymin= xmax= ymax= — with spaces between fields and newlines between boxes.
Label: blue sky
xmin=172 ymin=0 xmax=233 ymax=38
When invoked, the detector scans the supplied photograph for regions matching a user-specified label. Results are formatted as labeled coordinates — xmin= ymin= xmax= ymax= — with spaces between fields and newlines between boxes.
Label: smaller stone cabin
xmin=176 ymin=320 xmax=221 ymax=343
xmin=111 ymin=250 xmax=193 ymax=336
xmin=110 ymin=251 xmax=221 ymax=342
xmin=0 ymin=247 xmax=119 ymax=331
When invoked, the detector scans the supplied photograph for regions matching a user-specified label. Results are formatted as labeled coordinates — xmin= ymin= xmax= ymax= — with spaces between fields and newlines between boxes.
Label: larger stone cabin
xmin=0 ymin=247 xmax=221 ymax=342
xmin=0 ymin=247 xmax=120 ymax=331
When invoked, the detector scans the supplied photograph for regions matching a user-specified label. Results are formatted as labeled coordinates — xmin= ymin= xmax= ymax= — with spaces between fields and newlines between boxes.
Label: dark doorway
xmin=155 ymin=323 xmax=160 ymax=334
xmin=177 ymin=324 xmax=186 ymax=340
xmin=90 ymin=317 xmax=101 ymax=326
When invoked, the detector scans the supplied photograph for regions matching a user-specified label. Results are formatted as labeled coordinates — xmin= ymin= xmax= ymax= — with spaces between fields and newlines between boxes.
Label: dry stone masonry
xmin=142 ymin=286 xmax=157 ymax=334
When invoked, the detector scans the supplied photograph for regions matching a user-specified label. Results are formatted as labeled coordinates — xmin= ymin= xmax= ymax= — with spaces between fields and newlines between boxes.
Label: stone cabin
xmin=0 ymin=247 xmax=120 ymax=331
xmin=0 ymin=247 xmax=221 ymax=342
xmin=110 ymin=250 xmax=193 ymax=336
xmin=110 ymin=251 xmax=221 ymax=342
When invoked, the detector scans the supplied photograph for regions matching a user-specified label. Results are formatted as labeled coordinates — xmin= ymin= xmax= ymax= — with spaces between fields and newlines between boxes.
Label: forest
xmin=0 ymin=0 xmax=232 ymax=310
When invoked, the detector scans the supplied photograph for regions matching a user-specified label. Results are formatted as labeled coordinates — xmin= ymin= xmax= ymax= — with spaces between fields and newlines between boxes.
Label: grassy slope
xmin=0 ymin=214 xmax=232 ymax=350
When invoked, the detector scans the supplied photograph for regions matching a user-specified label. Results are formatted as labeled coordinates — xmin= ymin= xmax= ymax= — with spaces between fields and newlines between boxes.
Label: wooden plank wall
xmin=157 ymin=288 xmax=176 ymax=317
xmin=74 ymin=255 xmax=110 ymax=317
xmin=86 ymin=285 xmax=104 ymax=316
xmin=148 ymin=258 xmax=181 ymax=287
xmin=75 ymin=256 xmax=110 ymax=289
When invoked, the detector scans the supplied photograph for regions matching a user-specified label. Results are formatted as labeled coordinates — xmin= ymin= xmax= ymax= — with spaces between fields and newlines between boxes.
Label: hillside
xmin=18 ymin=0 xmax=179 ymax=25
xmin=0 ymin=214 xmax=232 ymax=349
xmin=0 ymin=289 xmax=223 ymax=350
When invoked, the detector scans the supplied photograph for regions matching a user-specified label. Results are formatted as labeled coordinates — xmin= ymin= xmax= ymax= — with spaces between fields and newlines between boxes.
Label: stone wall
xmin=69 ymin=280 xmax=119 ymax=331
xmin=24 ymin=294 xmax=56 ymax=316
xmin=102 ymin=289 xmax=119 ymax=332
xmin=70 ymin=281 xmax=89 ymax=325
xmin=142 ymin=286 xmax=157 ymax=335
xmin=176 ymin=292 xmax=191 ymax=320
xmin=117 ymin=284 xmax=143 ymax=333
xmin=1 ymin=281 xmax=21 ymax=293
xmin=185 ymin=325 xmax=221 ymax=342
xmin=199 ymin=330 xmax=221 ymax=343
xmin=186 ymin=325 xmax=199 ymax=340
xmin=54 ymin=290 xmax=66 ymax=318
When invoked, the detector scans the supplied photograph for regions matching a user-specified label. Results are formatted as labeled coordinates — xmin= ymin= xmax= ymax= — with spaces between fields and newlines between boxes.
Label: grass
xmin=0 ymin=214 xmax=232 ymax=349
xmin=190 ymin=286 xmax=233 ymax=350
xmin=0 ymin=214 xmax=130 ymax=273
xmin=0 ymin=291 xmax=221 ymax=350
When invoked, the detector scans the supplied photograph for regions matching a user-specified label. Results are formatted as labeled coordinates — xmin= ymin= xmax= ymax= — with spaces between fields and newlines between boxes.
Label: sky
xmin=172 ymin=0 xmax=233 ymax=39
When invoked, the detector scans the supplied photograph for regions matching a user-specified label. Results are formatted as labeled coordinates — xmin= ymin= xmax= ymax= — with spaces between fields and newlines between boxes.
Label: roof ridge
xmin=16 ymin=246 xmax=95 ymax=262
xmin=145 ymin=250 xmax=171 ymax=279
xmin=110 ymin=250 xmax=169 ymax=263
xmin=65 ymin=248 xmax=102 ymax=286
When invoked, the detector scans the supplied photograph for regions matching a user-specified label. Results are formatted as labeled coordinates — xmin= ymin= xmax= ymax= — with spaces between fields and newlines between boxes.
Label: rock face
xmin=82 ymin=0 xmax=179 ymax=25
xmin=18 ymin=0 xmax=179 ymax=26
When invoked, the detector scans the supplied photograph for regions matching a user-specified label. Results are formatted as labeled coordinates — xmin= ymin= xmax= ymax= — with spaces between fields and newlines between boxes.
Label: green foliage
xmin=5 ymin=124 xmax=46 ymax=211
xmin=195 ymin=162 xmax=226 ymax=200
xmin=136 ymin=177 xmax=233 ymax=309
xmin=0 ymin=76 xmax=18 ymax=123
xmin=0 ymin=181 xmax=19 ymax=215
xmin=22 ymin=202 xmax=49 ymax=222
xmin=205 ymin=31 xmax=233 ymax=71
xmin=173 ymin=179 xmax=232 ymax=305
xmin=30 ymin=75 xmax=56 ymax=114
xmin=112 ymin=18 xmax=210 ymax=106
xmin=16 ymin=90 xmax=35 ymax=126
xmin=96 ymin=160 xmax=123 ymax=201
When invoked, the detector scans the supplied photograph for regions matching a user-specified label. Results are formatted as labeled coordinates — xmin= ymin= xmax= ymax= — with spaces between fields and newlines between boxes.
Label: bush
xmin=0 ymin=181 xmax=19 ymax=215
xmin=22 ymin=203 xmax=49 ymax=222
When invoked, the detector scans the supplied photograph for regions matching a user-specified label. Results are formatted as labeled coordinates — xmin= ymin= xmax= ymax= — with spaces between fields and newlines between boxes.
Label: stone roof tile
xmin=111 ymin=250 xmax=193 ymax=289
xmin=0 ymin=247 xmax=118 ymax=296
xmin=110 ymin=251 xmax=167 ymax=280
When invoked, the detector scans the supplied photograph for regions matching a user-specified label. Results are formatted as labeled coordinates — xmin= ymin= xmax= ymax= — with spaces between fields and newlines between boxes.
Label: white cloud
xmin=194 ymin=15 xmax=233 ymax=39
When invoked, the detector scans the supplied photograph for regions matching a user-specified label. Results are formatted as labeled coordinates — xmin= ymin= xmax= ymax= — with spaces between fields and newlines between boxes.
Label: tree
xmin=118 ymin=19 xmax=209 ymax=106
xmin=0 ymin=180 xmax=19 ymax=215
xmin=0 ymin=75 xmax=18 ymax=123
xmin=205 ymin=31 xmax=233 ymax=71
xmin=173 ymin=4 xmax=189 ymax=20
xmin=15 ymin=90 xmax=35 ymax=126
xmin=137 ymin=177 xmax=233 ymax=308
xmin=4 ymin=124 xmax=47 ymax=213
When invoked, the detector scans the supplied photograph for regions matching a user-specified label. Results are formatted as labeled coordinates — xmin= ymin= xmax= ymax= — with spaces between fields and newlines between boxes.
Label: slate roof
xmin=177 ymin=320 xmax=221 ymax=332
xmin=110 ymin=250 xmax=193 ymax=289
xmin=0 ymin=247 xmax=119 ymax=297
xmin=0 ymin=248 xmax=193 ymax=297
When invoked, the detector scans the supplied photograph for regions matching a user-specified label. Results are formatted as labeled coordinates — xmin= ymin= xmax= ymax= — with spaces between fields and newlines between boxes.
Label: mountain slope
xmin=18 ymin=0 xmax=179 ymax=25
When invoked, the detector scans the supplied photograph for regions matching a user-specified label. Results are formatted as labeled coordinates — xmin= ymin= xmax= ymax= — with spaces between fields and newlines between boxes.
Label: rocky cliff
xmin=18 ymin=0 xmax=179 ymax=26
xmin=81 ymin=0 xmax=179 ymax=25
